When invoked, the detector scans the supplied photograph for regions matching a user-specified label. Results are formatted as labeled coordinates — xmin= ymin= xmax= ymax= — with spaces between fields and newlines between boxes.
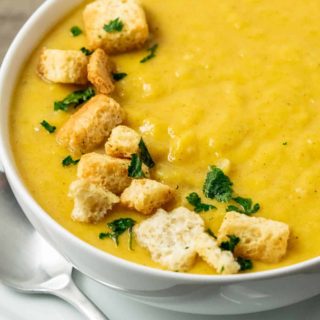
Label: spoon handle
xmin=52 ymin=277 xmax=109 ymax=320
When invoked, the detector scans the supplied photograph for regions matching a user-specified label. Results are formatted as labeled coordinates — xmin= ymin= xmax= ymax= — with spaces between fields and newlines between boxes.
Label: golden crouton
xmin=83 ymin=0 xmax=149 ymax=53
xmin=69 ymin=179 xmax=119 ymax=223
xmin=37 ymin=48 xmax=88 ymax=84
xmin=88 ymin=48 xmax=115 ymax=95
xmin=77 ymin=152 xmax=149 ymax=195
xmin=56 ymin=95 xmax=124 ymax=155
xmin=218 ymin=212 xmax=290 ymax=263
xmin=135 ymin=207 xmax=205 ymax=272
xmin=195 ymin=233 xmax=240 ymax=275
xmin=105 ymin=125 xmax=140 ymax=158
xmin=120 ymin=179 xmax=174 ymax=215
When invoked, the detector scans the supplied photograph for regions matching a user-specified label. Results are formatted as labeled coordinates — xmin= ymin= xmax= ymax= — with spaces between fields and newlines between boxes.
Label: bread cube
xmin=83 ymin=0 xmax=149 ymax=53
xmin=88 ymin=48 xmax=115 ymax=95
xmin=195 ymin=233 xmax=240 ymax=274
xmin=120 ymin=179 xmax=174 ymax=214
xmin=69 ymin=178 xmax=119 ymax=223
xmin=56 ymin=94 xmax=124 ymax=155
xmin=135 ymin=207 xmax=204 ymax=272
xmin=105 ymin=125 xmax=140 ymax=158
xmin=77 ymin=152 xmax=149 ymax=195
xmin=37 ymin=48 xmax=88 ymax=84
xmin=218 ymin=212 xmax=290 ymax=263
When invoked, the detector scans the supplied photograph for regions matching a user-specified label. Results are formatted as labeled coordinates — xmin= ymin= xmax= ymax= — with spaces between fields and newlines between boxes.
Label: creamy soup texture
xmin=11 ymin=0 xmax=320 ymax=274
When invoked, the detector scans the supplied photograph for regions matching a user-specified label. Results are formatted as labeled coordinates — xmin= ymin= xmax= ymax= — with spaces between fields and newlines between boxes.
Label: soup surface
xmin=11 ymin=0 xmax=320 ymax=274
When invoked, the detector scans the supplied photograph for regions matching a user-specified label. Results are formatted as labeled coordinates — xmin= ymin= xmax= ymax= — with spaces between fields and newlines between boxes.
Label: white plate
xmin=0 ymin=270 xmax=320 ymax=320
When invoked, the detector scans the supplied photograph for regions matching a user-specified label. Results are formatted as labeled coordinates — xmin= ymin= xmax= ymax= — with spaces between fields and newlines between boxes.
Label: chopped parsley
xmin=140 ymin=44 xmax=158 ymax=63
xmin=220 ymin=234 xmax=240 ymax=253
xmin=237 ymin=257 xmax=253 ymax=271
xmin=40 ymin=120 xmax=56 ymax=133
xmin=80 ymin=47 xmax=93 ymax=56
xmin=54 ymin=87 xmax=95 ymax=111
xmin=103 ymin=18 xmax=124 ymax=33
xmin=186 ymin=192 xmax=216 ymax=213
xmin=70 ymin=26 xmax=82 ymax=37
xmin=283 ymin=142 xmax=288 ymax=146
xmin=62 ymin=156 xmax=80 ymax=167
xmin=99 ymin=218 xmax=136 ymax=249
xmin=203 ymin=166 xmax=233 ymax=202
xmin=128 ymin=154 xmax=145 ymax=178
xmin=138 ymin=138 xmax=155 ymax=168
xmin=112 ymin=72 xmax=128 ymax=81
xmin=206 ymin=228 xmax=217 ymax=239
xmin=226 ymin=197 xmax=260 ymax=215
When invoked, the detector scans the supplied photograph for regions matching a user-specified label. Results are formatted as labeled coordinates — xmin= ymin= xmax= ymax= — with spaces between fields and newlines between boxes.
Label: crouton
xmin=195 ymin=233 xmax=240 ymax=274
xmin=83 ymin=0 xmax=149 ymax=53
xmin=105 ymin=125 xmax=140 ymax=158
xmin=88 ymin=48 xmax=115 ymax=95
xmin=69 ymin=179 xmax=119 ymax=223
xmin=135 ymin=207 xmax=204 ymax=271
xmin=121 ymin=179 xmax=174 ymax=214
xmin=56 ymin=95 xmax=124 ymax=155
xmin=37 ymin=48 xmax=88 ymax=84
xmin=77 ymin=152 xmax=149 ymax=195
xmin=218 ymin=212 xmax=290 ymax=263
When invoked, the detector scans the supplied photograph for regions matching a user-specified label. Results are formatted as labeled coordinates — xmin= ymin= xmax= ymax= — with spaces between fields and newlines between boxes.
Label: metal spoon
xmin=0 ymin=171 xmax=108 ymax=320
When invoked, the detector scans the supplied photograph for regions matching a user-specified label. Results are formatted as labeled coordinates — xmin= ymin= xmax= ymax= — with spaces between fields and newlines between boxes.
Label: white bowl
xmin=1 ymin=0 xmax=320 ymax=315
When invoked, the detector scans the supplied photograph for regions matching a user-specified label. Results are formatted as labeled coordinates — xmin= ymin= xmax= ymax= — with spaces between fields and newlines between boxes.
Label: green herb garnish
xmin=40 ymin=120 xmax=56 ymax=133
xmin=237 ymin=257 xmax=253 ymax=271
xmin=112 ymin=72 xmax=128 ymax=81
xmin=186 ymin=192 xmax=216 ymax=213
xmin=140 ymin=44 xmax=158 ymax=63
xmin=283 ymin=142 xmax=288 ymax=146
xmin=103 ymin=18 xmax=124 ymax=33
xmin=226 ymin=197 xmax=260 ymax=215
xmin=80 ymin=47 xmax=93 ymax=56
xmin=54 ymin=87 xmax=95 ymax=111
xmin=128 ymin=154 xmax=145 ymax=178
xmin=62 ymin=156 xmax=80 ymax=167
xmin=203 ymin=166 xmax=233 ymax=202
xmin=220 ymin=234 xmax=240 ymax=253
xmin=206 ymin=228 xmax=217 ymax=239
xmin=70 ymin=26 xmax=82 ymax=37
xmin=99 ymin=218 xmax=136 ymax=249
xmin=138 ymin=138 xmax=155 ymax=168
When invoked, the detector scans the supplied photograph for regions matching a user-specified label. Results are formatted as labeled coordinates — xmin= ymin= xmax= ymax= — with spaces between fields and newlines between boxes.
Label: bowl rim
xmin=0 ymin=0 xmax=319 ymax=285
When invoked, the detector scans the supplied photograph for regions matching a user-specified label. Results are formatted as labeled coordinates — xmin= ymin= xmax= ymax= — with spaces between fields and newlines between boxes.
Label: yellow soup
xmin=10 ymin=0 xmax=320 ymax=274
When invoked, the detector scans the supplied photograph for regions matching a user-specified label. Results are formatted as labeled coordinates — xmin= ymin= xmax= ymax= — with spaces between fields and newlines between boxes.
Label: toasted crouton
xmin=135 ymin=207 xmax=204 ymax=271
xmin=37 ymin=48 xmax=88 ymax=84
xmin=105 ymin=125 xmax=140 ymax=158
xmin=69 ymin=179 xmax=119 ymax=223
xmin=77 ymin=152 xmax=149 ymax=195
xmin=195 ymin=233 xmax=240 ymax=274
xmin=56 ymin=95 xmax=124 ymax=155
xmin=218 ymin=212 xmax=290 ymax=263
xmin=88 ymin=48 xmax=115 ymax=95
xmin=121 ymin=179 xmax=174 ymax=214
xmin=83 ymin=0 xmax=149 ymax=53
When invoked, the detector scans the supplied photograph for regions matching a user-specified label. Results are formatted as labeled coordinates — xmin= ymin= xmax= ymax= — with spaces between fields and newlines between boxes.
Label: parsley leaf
xmin=237 ymin=257 xmax=253 ymax=271
xmin=40 ymin=120 xmax=56 ymax=133
xmin=203 ymin=166 xmax=233 ymax=202
xmin=112 ymin=72 xmax=128 ymax=81
xmin=80 ymin=47 xmax=93 ymax=56
xmin=138 ymin=138 xmax=155 ymax=168
xmin=206 ymin=228 xmax=217 ymax=239
xmin=70 ymin=26 xmax=82 ymax=37
xmin=62 ymin=156 xmax=80 ymax=167
xmin=99 ymin=218 xmax=136 ymax=249
xmin=226 ymin=197 xmax=260 ymax=215
xmin=103 ymin=18 xmax=124 ymax=33
xmin=140 ymin=44 xmax=158 ymax=63
xmin=54 ymin=87 xmax=95 ymax=111
xmin=220 ymin=234 xmax=240 ymax=252
xmin=186 ymin=192 xmax=216 ymax=213
xmin=128 ymin=154 xmax=145 ymax=178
